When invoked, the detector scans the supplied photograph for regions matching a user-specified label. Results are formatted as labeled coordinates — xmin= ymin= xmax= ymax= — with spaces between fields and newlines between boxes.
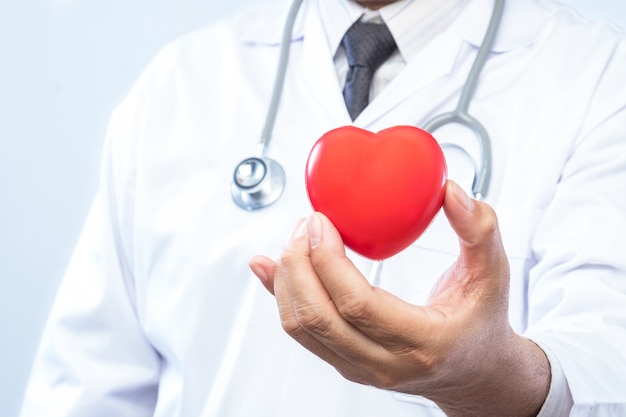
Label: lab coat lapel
xmin=295 ymin=1 xmax=352 ymax=127
xmin=294 ymin=0 xmax=467 ymax=130
xmin=240 ymin=1 xmax=349 ymax=130
xmin=241 ymin=0 xmax=542 ymax=131
xmin=355 ymin=21 xmax=464 ymax=128
xmin=356 ymin=0 xmax=540 ymax=128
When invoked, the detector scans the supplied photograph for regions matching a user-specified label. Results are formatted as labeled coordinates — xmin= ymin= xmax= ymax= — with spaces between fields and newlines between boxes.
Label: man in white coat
xmin=20 ymin=0 xmax=626 ymax=416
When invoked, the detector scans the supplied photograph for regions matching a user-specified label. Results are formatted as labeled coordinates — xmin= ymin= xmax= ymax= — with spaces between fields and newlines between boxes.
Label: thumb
xmin=443 ymin=180 xmax=507 ymax=267
xmin=440 ymin=181 xmax=510 ymax=309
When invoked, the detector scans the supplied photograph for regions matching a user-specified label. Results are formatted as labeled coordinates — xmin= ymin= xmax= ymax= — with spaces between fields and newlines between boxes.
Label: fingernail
xmin=451 ymin=181 xmax=474 ymax=211
xmin=307 ymin=212 xmax=322 ymax=249
xmin=287 ymin=218 xmax=307 ymax=244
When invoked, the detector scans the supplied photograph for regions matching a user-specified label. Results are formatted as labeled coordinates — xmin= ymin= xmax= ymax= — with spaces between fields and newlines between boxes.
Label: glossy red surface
xmin=305 ymin=125 xmax=447 ymax=260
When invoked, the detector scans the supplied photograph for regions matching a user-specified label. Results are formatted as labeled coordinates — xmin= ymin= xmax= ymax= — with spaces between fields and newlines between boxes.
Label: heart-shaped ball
xmin=305 ymin=125 xmax=447 ymax=260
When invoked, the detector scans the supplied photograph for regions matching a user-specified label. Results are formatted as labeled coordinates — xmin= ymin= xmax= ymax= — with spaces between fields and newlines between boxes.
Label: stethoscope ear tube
xmin=422 ymin=0 xmax=504 ymax=201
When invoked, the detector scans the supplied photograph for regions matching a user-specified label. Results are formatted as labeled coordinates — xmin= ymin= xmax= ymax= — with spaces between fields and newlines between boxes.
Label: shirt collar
xmin=319 ymin=0 xmax=472 ymax=63
xmin=242 ymin=0 xmax=544 ymax=54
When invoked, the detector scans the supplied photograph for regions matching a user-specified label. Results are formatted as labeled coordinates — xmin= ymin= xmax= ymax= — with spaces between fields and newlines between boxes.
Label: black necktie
xmin=342 ymin=20 xmax=398 ymax=121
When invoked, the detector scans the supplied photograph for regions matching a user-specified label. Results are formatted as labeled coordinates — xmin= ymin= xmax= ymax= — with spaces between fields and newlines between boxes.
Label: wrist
xmin=512 ymin=336 xmax=552 ymax=417
xmin=433 ymin=333 xmax=551 ymax=417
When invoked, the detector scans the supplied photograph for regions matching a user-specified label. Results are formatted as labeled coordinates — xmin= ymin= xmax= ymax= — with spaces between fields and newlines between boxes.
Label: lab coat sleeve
xmin=524 ymin=37 xmax=626 ymax=415
xmin=19 ymin=81 xmax=161 ymax=416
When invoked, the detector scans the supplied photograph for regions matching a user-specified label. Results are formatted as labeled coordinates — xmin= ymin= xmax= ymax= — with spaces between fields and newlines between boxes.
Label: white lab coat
xmin=21 ymin=0 xmax=626 ymax=416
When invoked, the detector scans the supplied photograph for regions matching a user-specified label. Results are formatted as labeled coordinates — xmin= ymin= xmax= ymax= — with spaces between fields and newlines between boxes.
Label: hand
xmin=249 ymin=181 xmax=550 ymax=417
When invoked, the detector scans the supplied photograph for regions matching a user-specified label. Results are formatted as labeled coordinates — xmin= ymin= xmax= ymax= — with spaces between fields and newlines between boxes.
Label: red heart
xmin=305 ymin=125 xmax=447 ymax=260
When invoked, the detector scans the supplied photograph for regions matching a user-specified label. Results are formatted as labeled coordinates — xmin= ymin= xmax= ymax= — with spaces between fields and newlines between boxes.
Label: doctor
xmin=20 ymin=0 xmax=626 ymax=416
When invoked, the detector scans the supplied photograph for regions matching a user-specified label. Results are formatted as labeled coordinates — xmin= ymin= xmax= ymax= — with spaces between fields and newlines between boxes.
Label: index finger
xmin=307 ymin=212 xmax=439 ymax=351
xmin=274 ymin=218 xmax=394 ymax=372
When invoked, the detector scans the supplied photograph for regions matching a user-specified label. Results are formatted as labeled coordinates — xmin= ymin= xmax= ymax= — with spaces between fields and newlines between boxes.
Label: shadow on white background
xmin=0 ymin=0 xmax=624 ymax=415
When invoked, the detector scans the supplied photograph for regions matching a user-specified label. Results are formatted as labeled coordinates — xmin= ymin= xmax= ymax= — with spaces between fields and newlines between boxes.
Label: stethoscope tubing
xmin=233 ymin=0 xmax=506 ymax=213
xmin=257 ymin=0 xmax=305 ymax=159
xmin=423 ymin=0 xmax=505 ymax=201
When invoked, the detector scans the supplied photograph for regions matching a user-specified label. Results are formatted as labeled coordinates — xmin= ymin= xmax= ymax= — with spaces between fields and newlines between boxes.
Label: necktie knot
xmin=342 ymin=20 xmax=397 ymax=120
xmin=343 ymin=20 xmax=397 ymax=70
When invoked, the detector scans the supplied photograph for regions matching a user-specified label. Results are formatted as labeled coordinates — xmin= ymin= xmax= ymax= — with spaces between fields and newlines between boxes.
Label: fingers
xmin=253 ymin=213 xmax=435 ymax=353
xmin=270 ymin=215 xmax=399 ymax=383
xmin=280 ymin=213 xmax=449 ymax=387
xmin=252 ymin=182 xmax=509 ymax=336
xmin=249 ymin=255 xmax=276 ymax=295
xmin=248 ymin=217 xmax=308 ymax=295
xmin=250 ymin=182 xmax=514 ymax=394
xmin=306 ymin=213 xmax=435 ymax=349
xmin=249 ymin=219 xmax=349 ymax=360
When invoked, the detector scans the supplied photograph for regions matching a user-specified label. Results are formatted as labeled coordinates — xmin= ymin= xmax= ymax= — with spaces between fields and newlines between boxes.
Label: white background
xmin=1 ymin=0 xmax=625 ymax=415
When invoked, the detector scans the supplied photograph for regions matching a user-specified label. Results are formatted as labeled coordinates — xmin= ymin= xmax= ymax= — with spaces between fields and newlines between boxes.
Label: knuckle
xmin=378 ymin=351 xmax=446 ymax=391
xmin=370 ymin=369 xmax=400 ymax=390
xmin=369 ymin=365 xmax=419 ymax=391
xmin=294 ymin=303 xmax=333 ymax=335
xmin=277 ymin=303 xmax=302 ymax=335
xmin=339 ymin=373 xmax=364 ymax=386
xmin=478 ymin=204 xmax=499 ymax=235
xmin=278 ymin=300 xmax=333 ymax=339
xmin=280 ymin=316 xmax=302 ymax=336
xmin=276 ymin=247 xmax=300 ymax=274
xmin=336 ymin=291 xmax=373 ymax=326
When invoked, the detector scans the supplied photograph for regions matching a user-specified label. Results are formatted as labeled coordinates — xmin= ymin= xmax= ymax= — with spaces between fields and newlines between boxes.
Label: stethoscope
xmin=231 ymin=0 xmax=505 ymax=211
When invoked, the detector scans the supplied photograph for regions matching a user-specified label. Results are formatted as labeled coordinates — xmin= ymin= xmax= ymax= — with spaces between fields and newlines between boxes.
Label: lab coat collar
xmin=240 ymin=2 xmax=307 ymax=46
xmin=459 ymin=0 xmax=544 ymax=52
xmin=351 ymin=0 xmax=546 ymax=126
xmin=238 ymin=0 xmax=547 ymax=127
xmin=241 ymin=0 xmax=545 ymax=53
xmin=295 ymin=0 xmax=354 ymax=125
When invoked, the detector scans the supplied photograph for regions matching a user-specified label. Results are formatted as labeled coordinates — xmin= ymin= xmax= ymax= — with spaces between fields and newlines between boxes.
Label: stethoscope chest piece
xmin=231 ymin=157 xmax=286 ymax=210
